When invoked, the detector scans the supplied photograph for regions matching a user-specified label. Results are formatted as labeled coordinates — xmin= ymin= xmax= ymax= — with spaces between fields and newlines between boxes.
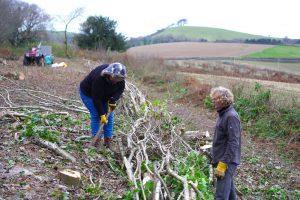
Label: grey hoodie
xmin=212 ymin=105 xmax=241 ymax=165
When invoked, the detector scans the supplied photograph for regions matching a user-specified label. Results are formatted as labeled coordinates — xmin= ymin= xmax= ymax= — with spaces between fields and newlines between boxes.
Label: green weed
xmin=247 ymin=157 xmax=259 ymax=164
xmin=17 ymin=112 xmax=88 ymax=143
xmin=165 ymin=152 xmax=214 ymax=199
xmin=263 ymin=185 xmax=288 ymax=200
xmin=235 ymin=83 xmax=271 ymax=122
xmin=85 ymin=184 xmax=102 ymax=195
xmin=239 ymin=186 xmax=251 ymax=195
xmin=8 ymin=159 xmax=15 ymax=168
xmin=292 ymin=190 xmax=300 ymax=199
xmin=17 ymin=156 xmax=31 ymax=163
xmin=52 ymin=190 xmax=68 ymax=199
xmin=64 ymin=141 xmax=84 ymax=153
xmin=203 ymin=95 xmax=214 ymax=110
xmin=233 ymin=83 xmax=300 ymax=139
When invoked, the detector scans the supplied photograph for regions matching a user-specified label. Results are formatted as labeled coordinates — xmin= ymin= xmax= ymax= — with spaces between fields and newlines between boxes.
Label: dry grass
xmin=167 ymin=59 xmax=300 ymax=84
xmin=234 ymin=60 xmax=300 ymax=76
xmin=180 ymin=72 xmax=300 ymax=106
xmin=0 ymin=48 xmax=18 ymax=60
xmin=176 ymin=77 xmax=211 ymax=105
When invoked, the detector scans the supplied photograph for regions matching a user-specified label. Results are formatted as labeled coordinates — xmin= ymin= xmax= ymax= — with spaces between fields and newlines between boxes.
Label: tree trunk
xmin=64 ymin=25 xmax=69 ymax=58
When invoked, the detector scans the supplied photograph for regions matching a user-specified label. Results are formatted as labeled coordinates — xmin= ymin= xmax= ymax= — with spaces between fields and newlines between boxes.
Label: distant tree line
xmin=245 ymin=38 xmax=300 ymax=45
xmin=127 ymin=35 xmax=207 ymax=47
xmin=127 ymin=36 xmax=300 ymax=48
xmin=245 ymin=38 xmax=282 ymax=45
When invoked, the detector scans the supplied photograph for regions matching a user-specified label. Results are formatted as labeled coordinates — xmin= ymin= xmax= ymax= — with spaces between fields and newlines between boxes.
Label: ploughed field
xmin=127 ymin=42 xmax=273 ymax=58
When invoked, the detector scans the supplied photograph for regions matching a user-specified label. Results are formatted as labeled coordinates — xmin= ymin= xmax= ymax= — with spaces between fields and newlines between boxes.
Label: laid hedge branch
xmin=114 ymin=79 xmax=214 ymax=199
xmin=166 ymin=151 xmax=189 ymax=200
xmin=118 ymin=105 xmax=209 ymax=199
xmin=32 ymin=137 xmax=76 ymax=162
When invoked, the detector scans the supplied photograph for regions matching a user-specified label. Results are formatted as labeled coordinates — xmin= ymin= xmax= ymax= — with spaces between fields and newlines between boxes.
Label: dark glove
xmin=214 ymin=161 xmax=227 ymax=179
xmin=108 ymin=102 xmax=117 ymax=112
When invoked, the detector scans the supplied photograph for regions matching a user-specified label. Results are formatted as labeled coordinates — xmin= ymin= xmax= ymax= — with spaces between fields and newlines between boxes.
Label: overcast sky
xmin=23 ymin=0 xmax=300 ymax=39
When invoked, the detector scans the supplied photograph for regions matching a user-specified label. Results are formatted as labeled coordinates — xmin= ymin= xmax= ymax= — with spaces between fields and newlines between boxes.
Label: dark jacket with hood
xmin=212 ymin=105 xmax=241 ymax=165
xmin=80 ymin=64 xmax=125 ymax=116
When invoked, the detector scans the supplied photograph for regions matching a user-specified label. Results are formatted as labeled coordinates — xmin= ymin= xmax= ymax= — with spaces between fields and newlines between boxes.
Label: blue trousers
xmin=215 ymin=163 xmax=238 ymax=200
xmin=80 ymin=90 xmax=114 ymax=138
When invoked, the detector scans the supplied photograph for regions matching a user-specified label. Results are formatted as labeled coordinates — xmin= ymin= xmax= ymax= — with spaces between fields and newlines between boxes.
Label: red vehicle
xmin=23 ymin=46 xmax=45 ymax=66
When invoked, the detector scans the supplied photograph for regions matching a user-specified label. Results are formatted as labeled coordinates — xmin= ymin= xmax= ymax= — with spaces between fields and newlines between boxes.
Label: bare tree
xmin=1 ymin=1 xmax=51 ymax=46
xmin=58 ymin=7 xmax=84 ymax=58
xmin=17 ymin=3 xmax=51 ymax=44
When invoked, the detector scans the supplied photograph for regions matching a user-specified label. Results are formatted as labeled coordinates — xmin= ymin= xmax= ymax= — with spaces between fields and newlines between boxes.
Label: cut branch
xmin=32 ymin=137 xmax=76 ymax=162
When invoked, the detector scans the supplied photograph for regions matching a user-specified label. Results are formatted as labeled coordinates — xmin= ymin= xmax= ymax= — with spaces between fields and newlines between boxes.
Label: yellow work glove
xmin=214 ymin=161 xmax=227 ymax=179
xmin=108 ymin=102 xmax=117 ymax=112
xmin=100 ymin=115 xmax=108 ymax=124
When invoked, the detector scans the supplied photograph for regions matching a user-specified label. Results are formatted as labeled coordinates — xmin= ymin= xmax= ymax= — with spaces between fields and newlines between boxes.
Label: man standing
xmin=210 ymin=86 xmax=241 ymax=200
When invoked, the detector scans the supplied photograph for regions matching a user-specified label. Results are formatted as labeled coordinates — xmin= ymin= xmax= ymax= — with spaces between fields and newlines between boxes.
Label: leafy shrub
xmin=232 ymin=83 xmax=300 ymax=139
xmin=203 ymin=95 xmax=214 ymax=110
xmin=235 ymin=83 xmax=271 ymax=122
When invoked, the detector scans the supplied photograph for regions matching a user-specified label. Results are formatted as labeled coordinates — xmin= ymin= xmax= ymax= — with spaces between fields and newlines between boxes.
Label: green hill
xmin=153 ymin=26 xmax=268 ymax=42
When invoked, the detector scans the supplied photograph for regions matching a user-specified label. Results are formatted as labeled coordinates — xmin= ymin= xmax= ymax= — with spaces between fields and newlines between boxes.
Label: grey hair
xmin=210 ymin=86 xmax=234 ymax=106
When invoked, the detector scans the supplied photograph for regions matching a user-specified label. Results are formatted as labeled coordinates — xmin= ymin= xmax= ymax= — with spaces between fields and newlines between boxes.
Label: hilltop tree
xmin=177 ymin=18 xmax=187 ymax=26
xmin=75 ymin=16 xmax=127 ymax=51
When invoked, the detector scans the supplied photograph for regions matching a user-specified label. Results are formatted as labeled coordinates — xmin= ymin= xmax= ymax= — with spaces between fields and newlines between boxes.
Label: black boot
xmin=104 ymin=137 xmax=112 ymax=150
xmin=94 ymin=138 xmax=103 ymax=151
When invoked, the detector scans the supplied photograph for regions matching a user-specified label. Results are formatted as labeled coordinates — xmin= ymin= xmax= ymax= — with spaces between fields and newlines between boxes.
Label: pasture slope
xmin=152 ymin=26 xmax=268 ymax=41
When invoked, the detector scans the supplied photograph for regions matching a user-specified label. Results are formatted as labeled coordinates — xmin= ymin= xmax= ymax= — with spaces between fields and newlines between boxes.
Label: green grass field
xmin=153 ymin=26 xmax=267 ymax=41
xmin=247 ymin=45 xmax=300 ymax=58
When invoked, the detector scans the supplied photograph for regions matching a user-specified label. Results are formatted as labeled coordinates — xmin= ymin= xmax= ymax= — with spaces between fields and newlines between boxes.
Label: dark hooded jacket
xmin=80 ymin=64 xmax=125 ymax=116
xmin=212 ymin=105 xmax=241 ymax=165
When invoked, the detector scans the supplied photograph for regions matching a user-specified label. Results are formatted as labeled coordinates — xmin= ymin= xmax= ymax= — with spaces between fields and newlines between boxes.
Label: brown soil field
xmin=127 ymin=42 xmax=273 ymax=59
